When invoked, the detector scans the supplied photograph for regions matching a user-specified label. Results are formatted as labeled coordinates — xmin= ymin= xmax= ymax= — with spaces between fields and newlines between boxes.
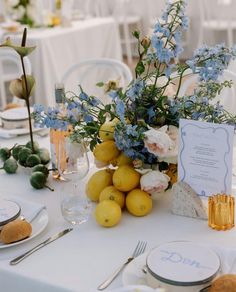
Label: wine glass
xmin=60 ymin=137 xmax=91 ymax=225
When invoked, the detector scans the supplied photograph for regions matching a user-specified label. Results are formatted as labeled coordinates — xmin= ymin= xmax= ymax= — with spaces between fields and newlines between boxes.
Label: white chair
xmin=111 ymin=0 xmax=142 ymax=65
xmin=178 ymin=69 xmax=236 ymax=115
xmin=61 ymin=58 xmax=133 ymax=104
xmin=0 ymin=48 xmax=31 ymax=109
xmin=198 ymin=0 xmax=236 ymax=47
xmin=72 ymin=0 xmax=110 ymax=19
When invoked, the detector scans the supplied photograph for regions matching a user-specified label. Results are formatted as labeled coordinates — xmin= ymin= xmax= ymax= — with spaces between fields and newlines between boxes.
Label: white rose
xmin=144 ymin=126 xmax=174 ymax=157
xmin=144 ymin=125 xmax=178 ymax=163
xmin=159 ymin=125 xmax=179 ymax=164
xmin=140 ymin=170 xmax=170 ymax=195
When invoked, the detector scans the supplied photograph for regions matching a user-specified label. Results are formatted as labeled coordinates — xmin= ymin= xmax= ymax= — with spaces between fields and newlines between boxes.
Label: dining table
xmin=3 ymin=17 xmax=122 ymax=107
xmin=1 ymin=133 xmax=236 ymax=292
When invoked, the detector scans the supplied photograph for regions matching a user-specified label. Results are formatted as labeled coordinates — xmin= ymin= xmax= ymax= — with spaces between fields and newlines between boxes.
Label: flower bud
xmin=141 ymin=37 xmax=151 ymax=49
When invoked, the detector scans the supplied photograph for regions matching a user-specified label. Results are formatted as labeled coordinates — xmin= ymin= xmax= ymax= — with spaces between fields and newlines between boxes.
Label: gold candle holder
xmin=208 ymin=194 xmax=235 ymax=231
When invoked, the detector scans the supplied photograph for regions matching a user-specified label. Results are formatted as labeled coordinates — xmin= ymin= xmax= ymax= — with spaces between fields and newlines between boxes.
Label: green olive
xmin=37 ymin=148 xmax=50 ymax=165
xmin=12 ymin=145 xmax=24 ymax=160
xmin=26 ymin=154 xmax=41 ymax=168
xmin=30 ymin=172 xmax=47 ymax=189
xmin=32 ymin=164 xmax=49 ymax=177
xmin=25 ymin=141 xmax=40 ymax=152
xmin=0 ymin=147 xmax=11 ymax=162
xmin=18 ymin=147 xmax=32 ymax=166
xmin=1 ymin=158 xmax=18 ymax=174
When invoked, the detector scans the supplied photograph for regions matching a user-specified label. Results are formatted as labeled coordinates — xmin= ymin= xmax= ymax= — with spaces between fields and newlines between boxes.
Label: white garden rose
xmin=144 ymin=125 xmax=178 ymax=164
xmin=140 ymin=170 xmax=170 ymax=195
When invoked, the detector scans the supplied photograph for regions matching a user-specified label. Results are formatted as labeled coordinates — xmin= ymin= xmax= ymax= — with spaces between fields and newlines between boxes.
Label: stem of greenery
xmin=21 ymin=28 xmax=35 ymax=153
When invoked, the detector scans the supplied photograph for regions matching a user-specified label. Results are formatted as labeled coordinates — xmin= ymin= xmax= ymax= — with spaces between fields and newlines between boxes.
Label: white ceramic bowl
xmin=146 ymin=241 xmax=220 ymax=292
xmin=0 ymin=199 xmax=21 ymax=230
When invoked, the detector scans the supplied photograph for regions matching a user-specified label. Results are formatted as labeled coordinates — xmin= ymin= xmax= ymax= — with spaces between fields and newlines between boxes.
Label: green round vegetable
xmin=30 ymin=172 xmax=47 ymax=189
xmin=12 ymin=145 xmax=24 ymax=160
xmin=37 ymin=148 xmax=50 ymax=165
xmin=26 ymin=154 xmax=41 ymax=168
xmin=0 ymin=147 xmax=11 ymax=162
xmin=32 ymin=164 xmax=49 ymax=178
xmin=1 ymin=158 xmax=18 ymax=174
xmin=18 ymin=147 xmax=32 ymax=166
xmin=26 ymin=141 xmax=40 ymax=152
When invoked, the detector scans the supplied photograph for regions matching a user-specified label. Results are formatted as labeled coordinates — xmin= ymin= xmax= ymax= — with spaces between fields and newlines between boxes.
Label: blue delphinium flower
xmin=115 ymin=99 xmax=125 ymax=121
xmin=186 ymin=43 xmax=236 ymax=82
xmin=126 ymin=79 xmax=145 ymax=101
xmin=150 ymin=0 xmax=188 ymax=64
xmin=33 ymin=104 xmax=44 ymax=113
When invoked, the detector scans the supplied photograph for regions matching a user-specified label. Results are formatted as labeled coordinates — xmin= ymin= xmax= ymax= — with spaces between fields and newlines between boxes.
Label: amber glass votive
xmin=208 ymin=194 xmax=235 ymax=231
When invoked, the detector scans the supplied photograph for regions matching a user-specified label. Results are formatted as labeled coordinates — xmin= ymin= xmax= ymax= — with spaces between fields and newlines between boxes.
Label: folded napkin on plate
xmin=2 ymin=197 xmax=46 ymax=223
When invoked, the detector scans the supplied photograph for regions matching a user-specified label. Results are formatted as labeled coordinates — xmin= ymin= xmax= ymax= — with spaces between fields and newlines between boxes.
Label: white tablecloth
xmin=7 ymin=18 xmax=122 ymax=106
xmin=0 ymin=134 xmax=236 ymax=292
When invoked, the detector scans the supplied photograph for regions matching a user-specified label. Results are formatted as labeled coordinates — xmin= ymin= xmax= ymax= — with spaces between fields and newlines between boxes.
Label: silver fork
xmin=97 ymin=241 xmax=147 ymax=290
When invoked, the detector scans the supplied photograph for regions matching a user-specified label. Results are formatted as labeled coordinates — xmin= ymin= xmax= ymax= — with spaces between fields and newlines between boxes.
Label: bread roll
xmin=209 ymin=274 xmax=236 ymax=292
xmin=0 ymin=220 xmax=32 ymax=244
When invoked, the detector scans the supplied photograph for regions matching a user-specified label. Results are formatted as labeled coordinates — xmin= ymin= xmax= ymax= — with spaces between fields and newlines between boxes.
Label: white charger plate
xmin=0 ymin=209 xmax=48 ymax=249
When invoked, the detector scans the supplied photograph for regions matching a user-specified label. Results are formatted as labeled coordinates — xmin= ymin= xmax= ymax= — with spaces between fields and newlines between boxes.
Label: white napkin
xmin=6 ymin=197 xmax=46 ymax=223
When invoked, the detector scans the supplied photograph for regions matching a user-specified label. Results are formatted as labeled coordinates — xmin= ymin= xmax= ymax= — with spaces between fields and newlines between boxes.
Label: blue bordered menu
xmin=178 ymin=119 xmax=234 ymax=197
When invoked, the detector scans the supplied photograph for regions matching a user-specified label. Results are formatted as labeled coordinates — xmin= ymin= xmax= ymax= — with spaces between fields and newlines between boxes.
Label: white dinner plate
xmin=122 ymin=252 xmax=149 ymax=286
xmin=0 ymin=126 xmax=44 ymax=137
xmin=0 ymin=208 xmax=48 ymax=249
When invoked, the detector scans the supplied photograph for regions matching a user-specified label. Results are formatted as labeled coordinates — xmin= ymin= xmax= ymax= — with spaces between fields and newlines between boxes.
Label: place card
xmin=178 ymin=119 xmax=234 ymax=197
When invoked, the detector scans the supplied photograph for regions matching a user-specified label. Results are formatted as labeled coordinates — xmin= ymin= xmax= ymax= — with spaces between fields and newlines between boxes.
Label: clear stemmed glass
xmin=60 ymin=137 xmax=91 ymax=225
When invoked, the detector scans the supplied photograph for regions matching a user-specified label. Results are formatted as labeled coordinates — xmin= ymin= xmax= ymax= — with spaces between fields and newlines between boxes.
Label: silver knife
xmin=10 ymin=228 xmax=73 ymax=265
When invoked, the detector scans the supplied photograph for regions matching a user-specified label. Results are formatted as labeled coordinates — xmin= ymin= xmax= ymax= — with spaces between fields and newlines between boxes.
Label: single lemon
xmin=110 ymin=152 xmax=133 ymax=167
xmin=126 ymin=189 xmax=152 ymax=216
xmin=93 ymin=141 xmax=120 ymax=163
xmin=99 ymin=186 xmax=125 ymax=208
xmin=95 ymin=200 xmax=122 ymax=227
xmin=113 ymin=165 xmax=140 ymax=192
xmin=99 ymin=119 xmax=119 ymax=141
xmin=86 ymin=169 xmax=113 ymax=202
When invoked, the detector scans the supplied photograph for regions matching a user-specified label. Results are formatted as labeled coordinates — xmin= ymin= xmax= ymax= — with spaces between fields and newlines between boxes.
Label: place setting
xmin=2 ymin=0 xmax=236 ymax=291
xmin=0 ymin=106 xmax=48 ymax=138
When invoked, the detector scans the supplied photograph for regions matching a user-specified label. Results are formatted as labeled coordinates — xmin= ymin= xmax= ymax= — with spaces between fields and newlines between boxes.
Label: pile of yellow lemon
xmin=85 ymin=119 xmax=153 ymax=228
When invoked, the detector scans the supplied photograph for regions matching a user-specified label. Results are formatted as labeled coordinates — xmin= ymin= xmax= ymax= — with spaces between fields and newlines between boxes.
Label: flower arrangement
xmin=6 ymin=0 xmax=35 ymax=27
xmin=33 ymin=0 xmax=236 ymax=196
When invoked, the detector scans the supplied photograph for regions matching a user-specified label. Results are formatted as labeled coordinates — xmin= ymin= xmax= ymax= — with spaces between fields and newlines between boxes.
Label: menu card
xmin=178 ymin=119 xmax=234 ymax=197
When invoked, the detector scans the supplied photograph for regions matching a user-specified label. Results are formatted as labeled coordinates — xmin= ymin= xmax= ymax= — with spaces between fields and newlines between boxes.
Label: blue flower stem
xmin=174 ymin=66 xmax=189 ymax=99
